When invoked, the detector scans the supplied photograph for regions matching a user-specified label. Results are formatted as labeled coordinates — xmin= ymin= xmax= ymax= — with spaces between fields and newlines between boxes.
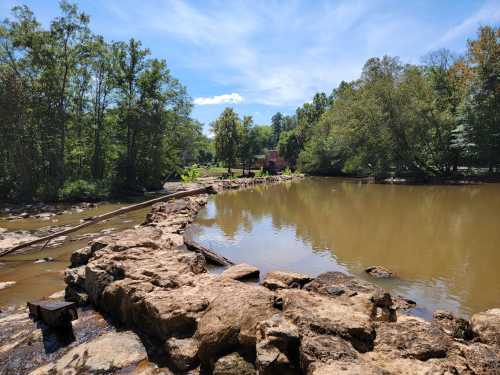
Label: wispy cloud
xmin=194 ymin=93 xmax=243 ymax=105
xmin=101 ymin=0 xmax=495 ymax=110
xmin=429 ymin=0 xmax=500 ymax=50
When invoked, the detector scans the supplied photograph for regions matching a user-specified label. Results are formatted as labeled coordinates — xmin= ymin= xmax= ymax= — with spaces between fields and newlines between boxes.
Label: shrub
xmin=181 ymin=165 xmax=201 ymax=183
xmin=255 ymin=168 xmax=269 ymax=177
xmin=59 ymin=179 xmax=108 ymax=202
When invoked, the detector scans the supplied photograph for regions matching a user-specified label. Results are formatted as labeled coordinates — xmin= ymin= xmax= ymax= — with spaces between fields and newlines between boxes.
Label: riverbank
xmin=2 ymin=174 xmax=499 ymax=374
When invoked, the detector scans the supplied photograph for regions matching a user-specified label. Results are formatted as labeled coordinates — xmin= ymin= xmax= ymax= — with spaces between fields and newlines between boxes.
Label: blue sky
xmin=2 ymin=0 xmax=500 ymax=133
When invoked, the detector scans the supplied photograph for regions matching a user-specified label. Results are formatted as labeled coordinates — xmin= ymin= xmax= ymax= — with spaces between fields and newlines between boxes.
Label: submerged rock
xmin=365 ymin=265 xmax=395 ymax=278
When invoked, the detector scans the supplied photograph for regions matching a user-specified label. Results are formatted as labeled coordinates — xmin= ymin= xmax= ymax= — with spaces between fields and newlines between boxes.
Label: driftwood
xmin=0 ymin=186 xmax=216 ymax=257
xmin=183 ymin=235 xmax=234 ymax=266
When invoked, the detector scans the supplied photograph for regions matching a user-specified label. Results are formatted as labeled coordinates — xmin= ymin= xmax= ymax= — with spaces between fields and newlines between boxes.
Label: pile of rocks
xmin=58 ymin=196 xmax=500 ymax=373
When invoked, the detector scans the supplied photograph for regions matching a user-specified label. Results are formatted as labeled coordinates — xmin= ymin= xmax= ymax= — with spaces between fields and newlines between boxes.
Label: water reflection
xmin=193 ymin=177 xmax=500 ymax=317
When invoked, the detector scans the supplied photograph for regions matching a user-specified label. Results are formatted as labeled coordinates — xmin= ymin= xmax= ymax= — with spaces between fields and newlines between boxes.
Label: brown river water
xmin=0 ymin=202 xmax=150 ymax=308
xmin=191 ymin=177 xmax=500 ymax=318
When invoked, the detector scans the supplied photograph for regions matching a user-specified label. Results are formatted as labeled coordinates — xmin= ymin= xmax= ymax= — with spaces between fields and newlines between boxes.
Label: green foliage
xmin=0 ymin=2 xmax=208 ymax=202
xmin=255 ymin=168 xmax=269 ymax=177
xmin=287 ymin=27 xmax=500 ymax=177
xmin=59 ymin=180 xmax=108 ymax=202
xmin=181 ymin=165 xmax=201 ymax=183
xmin=212 ymin=108 xmax=242 ymax=173
xmin=282 ymin=167 xmax=293 ymax=176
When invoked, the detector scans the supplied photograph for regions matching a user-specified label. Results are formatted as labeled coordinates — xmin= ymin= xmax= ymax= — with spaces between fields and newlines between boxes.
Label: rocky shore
xmin=2 ymin=175 xmax=499 ymax=374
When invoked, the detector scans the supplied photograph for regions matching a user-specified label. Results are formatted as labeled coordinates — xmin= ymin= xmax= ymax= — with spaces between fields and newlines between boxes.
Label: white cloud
xmin=194 ymin=93 xmax=244 ymax=106
xmin=103 ymin=0 xmax=497 ymax=109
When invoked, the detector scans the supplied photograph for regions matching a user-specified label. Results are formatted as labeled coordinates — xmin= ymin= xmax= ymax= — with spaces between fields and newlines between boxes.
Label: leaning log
xmin=183 ymin=235 xmax=234 ymax=266
xmin=0 ymin=186 xmax=216 ymax=257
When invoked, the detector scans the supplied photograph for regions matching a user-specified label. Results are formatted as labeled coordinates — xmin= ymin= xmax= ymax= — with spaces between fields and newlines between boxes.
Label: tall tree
xmin=271 ymin=112 xmax=283 ymax=147
xmin=240 ymin=115 xmax=255 ymax=174
xmin=212 ymin=108 xmax=241 ymax=174
xmin=462 ymin=26 xmax=500 ymax=172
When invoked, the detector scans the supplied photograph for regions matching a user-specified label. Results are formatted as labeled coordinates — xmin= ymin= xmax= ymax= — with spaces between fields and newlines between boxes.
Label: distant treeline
xmin=268 ymin=26 xmax=499 ymax=178
xmin=0 ymin=2 xmax=213 ymax=202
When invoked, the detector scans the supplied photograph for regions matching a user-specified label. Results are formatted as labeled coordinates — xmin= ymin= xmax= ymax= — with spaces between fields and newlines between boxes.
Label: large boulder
xmin=220 ymin=263 xmax=260 ymax=281
xmin=470 ymin=308 xmax=500 ymax=346
xmin=196 ymin=280 xmax=278 ymax=367
xmin=452 ymin=341 xmax=500 ymax=374
xmin=432 ymin=310 xmax=472 ymax=339
xmin=256 ymin=314 xmax=301 ymax=374
xmin=29 ymin=331 xmax=147 ymax=374
xmin=300 ymin=334 xmax=358 ymax=373
xmin=165 ymin=337 xmax=199 ymax=372
xmin=373 ymin=315 xmax=452 ymax=360
xmin=279 ymin=288 xmax=375 ymax=353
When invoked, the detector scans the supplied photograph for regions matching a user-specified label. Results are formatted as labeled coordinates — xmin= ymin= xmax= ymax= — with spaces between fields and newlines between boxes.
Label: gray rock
xmin=220 ymin=263 xmax=260 ymax=281
xmin=70 ymin=246 xmax=93 ymax=267
xmin=365 ymin=266 xmax=395 ymax=278
xmin=374 ymin=315 xmax=452 ymax=360
xmin=213 ymin=352 xmax=256 ymax=375
xmin=262 ymin=271 xmax=313 ymax=290
xmin=471 ymin=308 xmax=500 ymax=346
xmin=165 ymin=337 xmax=199 ymax=371
xmin=256 ymin=314 xmax=300 ymax=374
xmin=30 ymin=331 xmax=147 ymax=374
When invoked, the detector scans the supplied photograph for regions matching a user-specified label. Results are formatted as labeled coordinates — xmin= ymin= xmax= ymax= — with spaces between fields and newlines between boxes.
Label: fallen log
xmin=0 ymin=186 xmax=216 ymax=257
xmin=183 ymin=235 xmax=234 ymax=266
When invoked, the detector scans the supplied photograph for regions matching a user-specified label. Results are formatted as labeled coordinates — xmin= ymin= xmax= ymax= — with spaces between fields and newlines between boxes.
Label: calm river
xmin=191 ymin=177 xmax=500 ymax=318
xmin=0 ymin=202 xmax=150 ymax=307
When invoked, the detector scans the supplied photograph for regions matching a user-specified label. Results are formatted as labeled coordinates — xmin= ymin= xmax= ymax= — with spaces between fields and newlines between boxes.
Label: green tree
xmin=462 ymin=26 xmax=500 ymax=172
xmin=271 ymin=112 xmax=283 ymax=147
xmin=240 ymin=115 xmax=255 ymax=174
xmin=212 ymin=108 xmax=242 ymax=174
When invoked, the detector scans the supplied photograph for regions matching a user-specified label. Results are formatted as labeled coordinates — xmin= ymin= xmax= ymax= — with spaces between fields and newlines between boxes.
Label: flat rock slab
xmin=27 ymin=300 xmax=77 ymax=328
xmin=30 ymin=331 xmax=147 ymax=374
xmin=220 ymin=263 xmax=260 ymax=280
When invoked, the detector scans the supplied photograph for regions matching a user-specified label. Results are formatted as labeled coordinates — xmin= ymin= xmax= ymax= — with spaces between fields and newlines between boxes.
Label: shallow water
xmin=192 ymin=177 xmax=500 ymax=318
xmin=0 ymin=201 xmax=150 ymax=307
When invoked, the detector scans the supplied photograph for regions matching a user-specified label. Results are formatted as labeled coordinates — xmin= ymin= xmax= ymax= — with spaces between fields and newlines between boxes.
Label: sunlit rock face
xmin=54 ymin=176 xmax=500 ymax=374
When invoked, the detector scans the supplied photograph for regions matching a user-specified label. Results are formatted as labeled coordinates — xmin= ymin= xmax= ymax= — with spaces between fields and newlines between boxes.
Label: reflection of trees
xmin=196 ymin=178 xmax=500 ymax=314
